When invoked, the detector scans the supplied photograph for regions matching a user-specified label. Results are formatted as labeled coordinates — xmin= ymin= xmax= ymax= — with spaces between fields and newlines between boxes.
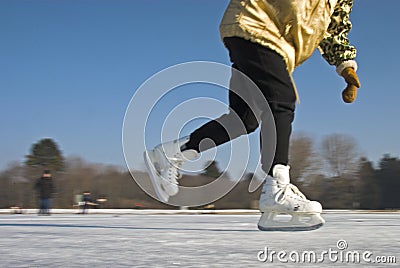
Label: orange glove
xmin=341 ymin=67 xmax=361 ymax=103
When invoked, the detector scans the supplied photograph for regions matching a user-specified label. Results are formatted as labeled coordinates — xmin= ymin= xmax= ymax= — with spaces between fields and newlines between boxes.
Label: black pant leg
xmin=224 ymin=37 xmax=296 ymax=175
xmin=186 ymin=37 xmax=296 ymax=176
xmin=185 ymin=65 xmax=259 ymax=152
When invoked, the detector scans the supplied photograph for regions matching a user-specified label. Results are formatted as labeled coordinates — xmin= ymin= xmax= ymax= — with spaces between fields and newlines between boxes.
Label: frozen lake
xmin=0 ymin=210 xmax=398 ymax=267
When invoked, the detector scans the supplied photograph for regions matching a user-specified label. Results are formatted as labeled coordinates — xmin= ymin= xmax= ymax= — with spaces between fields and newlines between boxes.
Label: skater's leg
xmin=261 ymin=101 xmax=295 ymax=177
xmin=144 ymin=41 xmax=259 ymax=202
xmin=219 ymin=37 xmax=324 ymax=231
xmin=184 ymin=38 xmax=273 ymax=153
xmin=44 ymin=198 xmax=51 ymax=215
xmin=144 ymin=87 xmax=258 ymax=202
xmin=220 ymin=37 xmax=296 ymax=175
xmin=184 ymin=83 xmax=259 ymax=152
xmin=38 ymin=199 xmax=44 ymax=215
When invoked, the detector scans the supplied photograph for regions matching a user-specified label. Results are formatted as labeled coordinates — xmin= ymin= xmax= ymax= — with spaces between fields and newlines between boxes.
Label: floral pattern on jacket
xmin=319 ymin=0 xmax=357 ymax=66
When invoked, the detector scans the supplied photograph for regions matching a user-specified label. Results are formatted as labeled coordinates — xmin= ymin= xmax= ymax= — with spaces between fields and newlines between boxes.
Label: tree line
xmin=0 ymin=137 xmax=399 ymax=210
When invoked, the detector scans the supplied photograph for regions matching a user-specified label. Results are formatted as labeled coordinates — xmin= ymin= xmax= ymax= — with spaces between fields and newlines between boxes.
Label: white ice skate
xmin=258 ymin=165 xmax=325 ymax=231
xmin=144 ymin=137 xmax=198 ymax=202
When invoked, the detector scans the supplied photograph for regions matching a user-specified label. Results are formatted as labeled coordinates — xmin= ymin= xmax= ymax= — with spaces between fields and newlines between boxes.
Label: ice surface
xmin=0 ymin=211 xmax=398 ymax=267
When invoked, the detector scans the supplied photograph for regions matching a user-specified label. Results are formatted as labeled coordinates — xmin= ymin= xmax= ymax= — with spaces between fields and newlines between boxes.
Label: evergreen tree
xmin=358 ymin=157 xmax=380 ymax=209
xmin=376 ymin=155 xmax=400 ymax=209
xmin=25 ymin=138 xmax=65 ymax=172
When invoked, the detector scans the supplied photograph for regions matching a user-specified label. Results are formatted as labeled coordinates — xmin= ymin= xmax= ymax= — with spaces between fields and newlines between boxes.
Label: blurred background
xmin=1 ymin=1 xmax=399 ymax=210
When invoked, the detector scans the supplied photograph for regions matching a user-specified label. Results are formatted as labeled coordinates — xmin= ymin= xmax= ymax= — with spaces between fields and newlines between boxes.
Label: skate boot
xmin=258 ymin=164 xmax=325 ymax=231
xmin=144 ymin=136 xmax=198 ymax=202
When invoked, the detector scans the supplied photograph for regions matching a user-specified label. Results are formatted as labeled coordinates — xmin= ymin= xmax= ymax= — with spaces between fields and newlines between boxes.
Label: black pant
xmin=185 ymin=37 xmax=296 ymax=175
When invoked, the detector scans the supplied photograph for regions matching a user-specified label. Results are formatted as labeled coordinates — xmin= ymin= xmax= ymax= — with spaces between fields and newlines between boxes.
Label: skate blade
xmin=143 ymin=151 xmax=169 ymax=203
xmin=258 ymin=212 xmax=325 ymax=232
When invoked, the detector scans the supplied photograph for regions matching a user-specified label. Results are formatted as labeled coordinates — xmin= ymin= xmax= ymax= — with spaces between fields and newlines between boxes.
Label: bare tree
xmin=320 ymin=134 xmax=359 ymax=177
xmin=289 ymin=133 xmax=320 ymax=184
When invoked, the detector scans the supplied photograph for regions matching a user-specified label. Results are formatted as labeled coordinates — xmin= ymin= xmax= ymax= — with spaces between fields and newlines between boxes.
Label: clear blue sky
xmin=1 ymin=0 xmax=399 ymax=173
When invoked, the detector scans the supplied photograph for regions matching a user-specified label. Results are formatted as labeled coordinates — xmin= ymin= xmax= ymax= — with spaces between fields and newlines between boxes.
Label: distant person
xmin=80 ymin=191 xmax=93 ymax=214
xmin=35 ymin=170 xmax=55 ymax=216
xmin=145 ymin=0 xmax=360 ymax=231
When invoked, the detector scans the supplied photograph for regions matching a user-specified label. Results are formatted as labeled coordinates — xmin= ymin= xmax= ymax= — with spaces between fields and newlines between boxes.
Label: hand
xmin=341 ymin=67 xmax=361 ymax=103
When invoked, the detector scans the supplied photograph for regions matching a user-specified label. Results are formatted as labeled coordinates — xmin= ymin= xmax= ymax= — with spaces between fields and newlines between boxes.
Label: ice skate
xmin=258 ymin=165 xmax=325 ymax=231
xmin=144 ymin=136 xmax=198 ymax=202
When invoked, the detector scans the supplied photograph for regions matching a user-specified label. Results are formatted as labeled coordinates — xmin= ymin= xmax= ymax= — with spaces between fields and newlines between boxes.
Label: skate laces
xmin=163 ymin=149 xmax=198 ymax=183
xmin=276 ymin=183 xmax=306 ymax=203
xmin=166 ymin=153 xmax=185 ymax=181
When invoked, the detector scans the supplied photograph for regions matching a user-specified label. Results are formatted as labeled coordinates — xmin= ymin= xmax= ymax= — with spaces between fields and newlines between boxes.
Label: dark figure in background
xmin=35 ymin=170 xmax=55 ymax=216
xmin=80 ymin=191 xmax=92 ymax=214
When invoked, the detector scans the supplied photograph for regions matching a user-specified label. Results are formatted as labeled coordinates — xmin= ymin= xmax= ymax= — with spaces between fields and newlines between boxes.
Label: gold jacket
xmin=220 ymin=0 xmax=357 ymax=75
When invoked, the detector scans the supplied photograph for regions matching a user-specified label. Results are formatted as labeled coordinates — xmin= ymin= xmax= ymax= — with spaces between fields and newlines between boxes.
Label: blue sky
xmin=1 ymin=0 xmax=399 ymax=174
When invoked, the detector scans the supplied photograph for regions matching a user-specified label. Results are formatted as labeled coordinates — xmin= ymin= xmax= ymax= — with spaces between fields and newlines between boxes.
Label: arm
xmin=319 ymin=0 xmax=360 ymax=103
xmin=318 ymin=0 xmax=357 ymax=74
